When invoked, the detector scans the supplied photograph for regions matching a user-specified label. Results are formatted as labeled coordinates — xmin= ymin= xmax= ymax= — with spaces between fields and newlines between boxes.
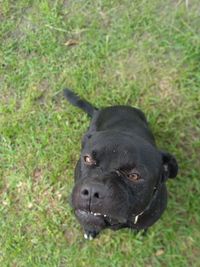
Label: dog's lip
xmin=76 ymin=209 xmax=108 ymax=217
xmin=75 ymin=209 xmax=127 ymax=225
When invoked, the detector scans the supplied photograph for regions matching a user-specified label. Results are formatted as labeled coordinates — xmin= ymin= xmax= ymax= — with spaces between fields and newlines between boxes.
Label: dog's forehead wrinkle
xmin=94 ymin=145 xmax=136 ymax=157
xmin=88 ymin=131 xmax=134 ymax=148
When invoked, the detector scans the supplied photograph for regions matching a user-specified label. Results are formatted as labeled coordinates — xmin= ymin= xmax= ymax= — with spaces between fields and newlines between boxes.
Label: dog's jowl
xmin=64 ymin=89 xmax=178 ymax=240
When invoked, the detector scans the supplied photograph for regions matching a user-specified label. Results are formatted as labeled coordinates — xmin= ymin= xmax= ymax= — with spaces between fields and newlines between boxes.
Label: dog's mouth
xmin=78 ymin=209 xmax=108 ymax=217
xmin=75 ymin=209 xmax=126 ymax=226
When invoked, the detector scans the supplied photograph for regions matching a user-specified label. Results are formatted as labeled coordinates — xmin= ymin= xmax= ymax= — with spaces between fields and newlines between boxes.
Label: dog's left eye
xmin=126 ymin=172 xmax=141 ymax=181
xmin=118 ymin=169 xmax=141 ymax=181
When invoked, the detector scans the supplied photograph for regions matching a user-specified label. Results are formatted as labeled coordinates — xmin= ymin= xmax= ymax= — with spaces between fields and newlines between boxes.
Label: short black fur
xmin=64 ymin=89 xmax=178 ymax=239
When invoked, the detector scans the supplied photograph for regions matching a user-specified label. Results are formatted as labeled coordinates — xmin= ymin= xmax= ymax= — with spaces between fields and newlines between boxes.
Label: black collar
xmin=132 ymin=176 xmax=164 ymax=224
xmin=115 ymin=170 xmax=164 ymax=225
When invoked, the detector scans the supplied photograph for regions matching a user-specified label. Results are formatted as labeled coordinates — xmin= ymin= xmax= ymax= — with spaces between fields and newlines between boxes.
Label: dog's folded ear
xmin=160 ymin=151 xmax=178 ymax=181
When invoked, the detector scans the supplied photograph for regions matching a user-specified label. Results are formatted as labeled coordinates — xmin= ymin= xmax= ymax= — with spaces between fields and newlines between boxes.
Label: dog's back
xmin=64 ymin=89 xmax=155 ymax=144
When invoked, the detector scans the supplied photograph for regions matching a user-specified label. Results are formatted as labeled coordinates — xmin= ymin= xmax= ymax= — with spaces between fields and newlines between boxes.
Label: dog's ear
xmin=160 ymin=151 xmax=178 ymax=181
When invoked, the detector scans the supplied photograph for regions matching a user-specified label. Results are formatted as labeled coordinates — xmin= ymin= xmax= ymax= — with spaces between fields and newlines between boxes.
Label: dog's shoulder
xmin=85 ymin=106 xmax=156 ymax=145
xmin=97 ymin=105 xmax=147 ymax=122
xmin=89 ymin=106 xmax=147 ymax=131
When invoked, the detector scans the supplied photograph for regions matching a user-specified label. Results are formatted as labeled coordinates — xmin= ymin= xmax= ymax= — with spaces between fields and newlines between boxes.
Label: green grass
xmin=0 ymin=0 xmax=200 ymax=266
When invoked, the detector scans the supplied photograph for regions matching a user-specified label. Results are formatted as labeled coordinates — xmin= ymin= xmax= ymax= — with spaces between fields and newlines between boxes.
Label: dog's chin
xmin=75 ymin=209 xmax=127 ymax=228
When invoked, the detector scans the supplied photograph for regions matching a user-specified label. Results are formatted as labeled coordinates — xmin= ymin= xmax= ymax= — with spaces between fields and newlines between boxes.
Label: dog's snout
xmin=81 ymin=187 xmax=90 ymax=198
xmin=80 ymin=184 xmax=105 ymax=201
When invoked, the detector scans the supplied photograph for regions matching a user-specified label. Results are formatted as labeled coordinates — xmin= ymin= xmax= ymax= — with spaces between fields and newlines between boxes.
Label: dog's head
xmin=71 ymin=130 xmax=178 ymax=230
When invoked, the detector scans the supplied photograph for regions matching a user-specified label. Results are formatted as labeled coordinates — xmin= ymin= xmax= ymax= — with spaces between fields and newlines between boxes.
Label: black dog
xmin=64 ymin=89 xmax=178 ymax=240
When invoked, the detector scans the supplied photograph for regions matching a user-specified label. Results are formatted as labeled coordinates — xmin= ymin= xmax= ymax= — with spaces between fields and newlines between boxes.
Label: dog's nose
xmin=80 ymin=184 xmax=105 ymax=201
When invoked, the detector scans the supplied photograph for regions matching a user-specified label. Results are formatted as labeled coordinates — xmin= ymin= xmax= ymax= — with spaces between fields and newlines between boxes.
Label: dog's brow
xmin=92 ymin=150 xmax=97 ymax=156
xmin=119 ymin=163 xmax=136 ymax=170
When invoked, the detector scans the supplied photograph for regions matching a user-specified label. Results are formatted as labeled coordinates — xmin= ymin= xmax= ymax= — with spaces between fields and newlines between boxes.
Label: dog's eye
xmin=118 ymin=169 xmax=141 ymax=181
xmin=83 ymin=155 xmax=96 ymax=166
xmin=126 ymin=172 xmax=140 ymax=181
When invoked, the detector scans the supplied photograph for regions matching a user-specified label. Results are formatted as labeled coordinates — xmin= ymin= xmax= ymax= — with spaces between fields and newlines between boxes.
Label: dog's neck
xmin=132 ymin=176 xmax=164 ymax=225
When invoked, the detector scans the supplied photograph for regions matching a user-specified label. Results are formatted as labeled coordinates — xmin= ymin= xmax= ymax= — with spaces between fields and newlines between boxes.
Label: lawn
xmin=0 ymin=0 xmax=200 ymax=266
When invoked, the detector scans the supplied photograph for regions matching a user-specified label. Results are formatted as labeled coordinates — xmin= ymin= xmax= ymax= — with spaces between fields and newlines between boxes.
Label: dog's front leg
xmin=83 ymin=228 xmax=100 ymax=240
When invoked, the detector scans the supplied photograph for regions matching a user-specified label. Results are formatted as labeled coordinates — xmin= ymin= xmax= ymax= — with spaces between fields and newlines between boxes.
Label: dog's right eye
xmin=83 ymin=155 xmax=96 ymax=166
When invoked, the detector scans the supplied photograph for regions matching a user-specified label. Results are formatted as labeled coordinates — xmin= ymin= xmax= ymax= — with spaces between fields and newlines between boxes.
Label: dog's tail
xmin=63 ymin=88 xmax=97 ymax=117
